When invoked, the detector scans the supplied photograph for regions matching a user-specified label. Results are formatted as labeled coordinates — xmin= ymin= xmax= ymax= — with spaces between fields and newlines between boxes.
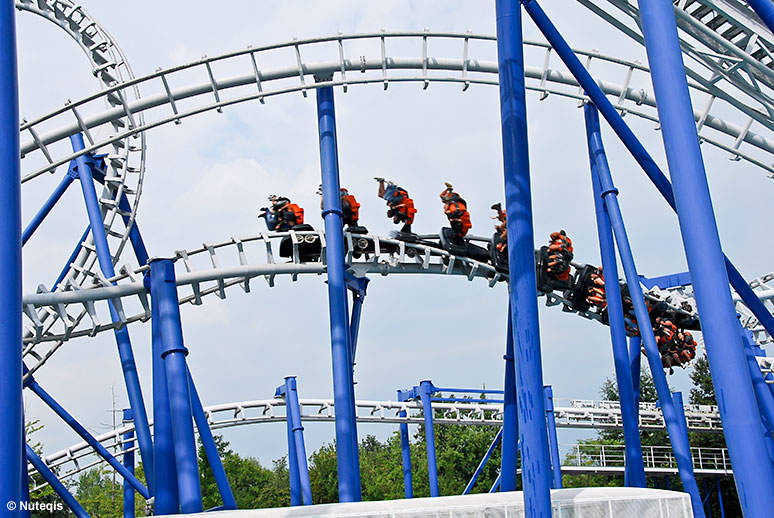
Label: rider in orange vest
xmin=376 ymin=178 xmax=417 ymax=233
xmin=264 ymin=195 xmax=304 ymax=231
xmin=318 ymin=186 xmax=361 ymax=228
xmin=440 ymin=183 xmax=472 ymax=238
xmin=547 ymin=230 xmax=573 ymax=281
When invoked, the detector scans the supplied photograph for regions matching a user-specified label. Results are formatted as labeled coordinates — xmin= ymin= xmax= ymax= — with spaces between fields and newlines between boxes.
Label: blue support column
xmin=398 ymin=398 xmax=413 ymax=499
xmin=543 ymin=387 xmax=562 ymax=489
xmin=747 ymin=0 xmax=774 ymax=35
xmin=495 ymin=1 xmax=551 ymax=514
xmin=639 ymin=3 xmax=774 ymax=515
xmin=117 ymin=194 xmax=149 ymax=266
xmin=521 ymin=0 xmax=774 ymax=345
xmin=464 ymin=428 xmax=503 ymax=495
xmin=585 ymin=104 xmax=647 ymax=488
xmin=717 ymin=478 xmax=725 ymax=518
xmin=22 ymin=174 xmax=74 ymax=246
xmin=0 ymin=1 xmax=23 ymax=512
xmin=586 ymin=104 xmax=704 ymax=516
xmin=586 ymin=106 xmax=704 ymax=517
xmin=500 ymin=306 xmax=519 ymax=491
xmin=489 ymin=474 xmax=502 ymax=493
xmin=629 ymin=336 xmax=642 ymax=408
xmin=149 ymin=270 xmax=179 ymax=516
xmin=25 ymin=446 xmax=89 ymax=518
xmin=25 ymin=374 xmax=149 ymax=498
xmin=418 ymin=380 xmax=440 ymax=497
xmin=316 ymin=83 xmax=359 ymax=502
xmin=187 ymin=369 xmax=237 ymax=510
xmin=149 ymin=259 xmax=202 ymax=514
xmin=284 ymin=377 xmax=313 ymax=505
xmin=71 ymin=134 xmax=155 ymax=492
xmin=285 ymin=406 xmax=301 ymax=506
xmin=123 ymin=409 xmax=136 ymax=518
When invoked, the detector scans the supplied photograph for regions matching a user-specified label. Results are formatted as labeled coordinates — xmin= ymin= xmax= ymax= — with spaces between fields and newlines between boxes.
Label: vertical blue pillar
xmin=398 ymin=401 xmax=413 ymax=499
xmin=149 ymin=259 xmax=202 ymax=514
xmin=495 ymin=1 xmax=552 ymax=514
xmin=418 ymin=381 xmax=440 ymax=497
xmin=284 ymin=377 xmax=313 ymax=505
xmin=585 ymin=104 xmax=647 ymax=487
xmin=587 ymin=105 xmax=704 ymax=517
xmin=543 ymin=386 xmax=562 ymax=489
xmin=639 ymin=3 xmax=774 ymax=515
xmin=747 ymin=0 xmax=774 ymax=35
xmin=316 ymin=83 xmax=359 ymax=502
xmin=0 ymin=2 xmax=22 ymax=512
xmin=500 ymin=305 xmax=519 ymax=491
xmin=285 ymin=406 xmax=301 ymax=506
xmin=149 ymin=270 xmax=179 ymax=515
xmin=123 ymin=409 xmax=135 ymax=518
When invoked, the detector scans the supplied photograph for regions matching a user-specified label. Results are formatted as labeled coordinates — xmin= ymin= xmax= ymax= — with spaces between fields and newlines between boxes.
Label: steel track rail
xmin=16 ymin=0 xmax=146 ymax=282
xmin=17 ymin=32 xmax=774 ymax=184
xmin=27 ymin=397 xmax=723 ymax=489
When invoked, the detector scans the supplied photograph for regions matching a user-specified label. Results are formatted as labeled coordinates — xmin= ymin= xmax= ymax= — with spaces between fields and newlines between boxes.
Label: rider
xmin=586 ymin=266 xmax=606 ymax=308
xmin=259 ymin=195 xmax=304 ymax=231
xmin=546 ymin=230 xmax=573 ymax=281
xmin=491 ymin=202 xmax=507 ymax=252
xmin=376 ymin=177 xmax=417 ymax=233
xmin=440 ymin=183 xmax=472 ymax=238
xmin=318 ymin=185 xmax=361 ymax=228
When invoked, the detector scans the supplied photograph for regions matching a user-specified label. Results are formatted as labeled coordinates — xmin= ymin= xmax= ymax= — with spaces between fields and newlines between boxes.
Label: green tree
xmin=198 ymin=435 xmax=289 ymax=509
xmin=75 ymin=467 xmax=123 ymax=517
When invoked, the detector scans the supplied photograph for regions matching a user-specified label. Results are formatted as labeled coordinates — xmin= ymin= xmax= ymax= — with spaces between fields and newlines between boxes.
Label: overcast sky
xmin=15 ymin=1 xmax=774 ymax=475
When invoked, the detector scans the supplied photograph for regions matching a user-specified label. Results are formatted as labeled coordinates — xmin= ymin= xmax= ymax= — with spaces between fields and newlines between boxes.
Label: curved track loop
xmin=28 ymin=397 xmax=723 ymax=490
xmin=582 ymin=0 xmax=774 ymax=130
xmin=17 ymin=31 xmax=774 ymax=181
xmin=21 ymin=229 xmax=708 ymax=377
xmin=16 ymin=1 xmax=147 ymax=338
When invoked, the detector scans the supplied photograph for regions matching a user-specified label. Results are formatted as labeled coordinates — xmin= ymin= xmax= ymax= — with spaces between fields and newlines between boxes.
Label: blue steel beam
xmin=586 ymin=105 xmax=704 ymax=517
xmin=22 ymin=174 xmax=74 ymax=246
xmin=629 ymin=336 xmax=642 ymax=408
xmin=495 ymin=1 xmax=551 ymax=514
xmin=0 ymin=1 xmax=23 ymax=512
xmin=283 ymin=377 xmax=313 ymax=505
xmin=585 ymin=104 xmax=646 ymax=488
xmin=418 ymin=380 xmax=440 ymax=497
xmin=586 ymin=110 xmax=704 ymax=518
xmin=398 ymin=400 xmax=413 ymax=499
xmin=117 ymin=194 xmax=149 ymax=266
xmin=52 ymin=225 xmax=90 ymax=291
xmin=70 ymin=135 xmax=155 ymax=492
xmin=20 ymin=401 xmax=29 ymax=518
xmin=500 ymin=306 xmax=518 ymax=491
xmin=747 ymin=0 xmax=774 ymax=35
xmin=316 ymin=83 xmax=360 ymax=502
xmin=543 ymin=386 xmax=563 ymax=489
xmin=123 ymin=409 xmax=135 ymax=518
xmin=149 ymin=259 xmax=202 ymax=513
xmin=25 ymin=445 xmax=89 ymax=518
xmin=639 ymin=3 xmax=774 ymax=515
xmin=25 ymin=375 xmax=149 ymax=498
xmin=284 ymin=393 xmax=301 ymax=506
xmin=464 ymin=428 xmax=503 ymax=495
xmin=740 ymin=326 xmax=774 ymax=437
xmin=188 ymin=369 xmax=237 ymax=510
xmin=148 ymin=269 xmax=179 ymax=516
xmin=521 ymin=0 xmax=774 ymax=342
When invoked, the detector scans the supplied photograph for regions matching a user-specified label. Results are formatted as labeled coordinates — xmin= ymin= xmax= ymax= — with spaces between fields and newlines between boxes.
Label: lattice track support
xmin=639 ymin=2 xmax=774 ymax=517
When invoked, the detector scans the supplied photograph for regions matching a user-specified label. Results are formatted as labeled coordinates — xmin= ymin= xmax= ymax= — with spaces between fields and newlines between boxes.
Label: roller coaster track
xmin=18 ymin=30 xmax=774 ymax=188
xmin=28 ymin=397 xmax=725 ymax=490
xmin=16 ymin=0 xmax=146 ymax=282
xmin=582 ymin=0 xmax=774 ymax=127
xmin=21 ymin=229 xmax=707 ymax=377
